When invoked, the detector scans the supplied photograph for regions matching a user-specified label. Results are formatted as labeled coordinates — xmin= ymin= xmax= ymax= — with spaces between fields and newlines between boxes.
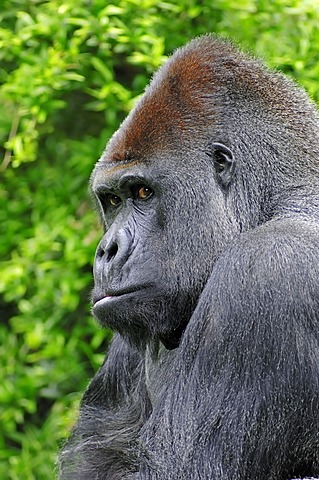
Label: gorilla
xmin=59 ymin=35 xmax=319 ymax=479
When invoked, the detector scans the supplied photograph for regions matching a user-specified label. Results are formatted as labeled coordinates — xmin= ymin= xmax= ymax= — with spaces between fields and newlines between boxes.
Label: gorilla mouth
xmin=92 ymin=285 xmax=157 ymax=322
xmin=92 ymin=287 xmax=145 ymax=326
xmin=92 ymin=286 xmax=148 ymax=306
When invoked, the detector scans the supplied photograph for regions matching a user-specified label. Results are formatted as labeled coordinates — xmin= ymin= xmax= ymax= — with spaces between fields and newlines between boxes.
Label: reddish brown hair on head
xmin=101 ymin=34 xmax=318 ymax=173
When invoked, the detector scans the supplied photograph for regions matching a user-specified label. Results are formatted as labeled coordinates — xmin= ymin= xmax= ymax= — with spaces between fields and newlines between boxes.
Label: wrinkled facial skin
xmin=90 ymin=149 xmax=232 ymax=350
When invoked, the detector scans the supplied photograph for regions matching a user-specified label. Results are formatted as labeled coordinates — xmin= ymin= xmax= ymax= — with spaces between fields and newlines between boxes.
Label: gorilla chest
xmin=145 ymin=343 xmax=177 ymax=405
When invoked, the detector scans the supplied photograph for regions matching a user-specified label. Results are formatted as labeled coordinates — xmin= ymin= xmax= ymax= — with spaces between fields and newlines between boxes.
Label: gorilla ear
xmin=208 ymin=142 xmax=236 ymax=187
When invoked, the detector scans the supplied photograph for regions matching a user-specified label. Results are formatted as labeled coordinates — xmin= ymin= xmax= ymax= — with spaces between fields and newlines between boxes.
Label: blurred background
xmin=1 ymin=0 xmax=319 ymax=478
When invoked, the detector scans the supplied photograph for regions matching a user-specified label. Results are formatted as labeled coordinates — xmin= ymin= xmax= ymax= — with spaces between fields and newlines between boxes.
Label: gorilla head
xmin=90 ymin=35 xmax=319 ymax=350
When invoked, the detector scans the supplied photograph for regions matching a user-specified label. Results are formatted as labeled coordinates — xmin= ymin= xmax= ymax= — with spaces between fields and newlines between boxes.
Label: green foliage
xmin=1 ymin=0 xmax=318 ymax=478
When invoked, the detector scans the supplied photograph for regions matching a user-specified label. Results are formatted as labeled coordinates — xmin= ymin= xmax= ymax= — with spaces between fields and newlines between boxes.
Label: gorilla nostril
xmin=96 ymin=245 xmax=105 ymax=260
xmin=107 ymin=242 xmax=118 ymax=262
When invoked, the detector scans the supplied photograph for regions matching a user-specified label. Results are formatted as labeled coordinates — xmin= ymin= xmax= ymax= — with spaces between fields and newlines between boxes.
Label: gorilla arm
xmin=59 ymin=334 xmax=151 ymax=480
xmin=136 ymin=217 xmax=319 ymax=480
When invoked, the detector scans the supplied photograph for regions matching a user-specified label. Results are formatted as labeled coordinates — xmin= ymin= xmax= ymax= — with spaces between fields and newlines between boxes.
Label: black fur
xmin=59 ymin=35 xmax=319 ymax=479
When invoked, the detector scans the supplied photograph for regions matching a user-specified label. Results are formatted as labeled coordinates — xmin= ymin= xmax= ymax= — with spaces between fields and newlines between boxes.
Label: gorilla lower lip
xmin=93 ymin=284 xmax=153 ymax=307
xmin=92 ymin=295 xmax=121 ymax=318
xmin=92 ymin=291 xmax=139 ymax=321
xmin=94 ymin=295 xmax=119 ymax=308
xmin=95 ymin=295 xmax=113 ymax=305
xmin=93 ymin=289 xmax=142 ymax=308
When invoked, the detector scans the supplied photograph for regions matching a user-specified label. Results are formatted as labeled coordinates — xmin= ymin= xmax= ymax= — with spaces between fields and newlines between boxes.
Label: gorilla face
xmin=91 ymin=144 xmax=236 ymax=349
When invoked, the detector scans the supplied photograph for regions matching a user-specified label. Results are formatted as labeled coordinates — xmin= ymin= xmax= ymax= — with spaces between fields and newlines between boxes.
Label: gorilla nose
xmin=95 ymin=230 xmax=132 ymax=268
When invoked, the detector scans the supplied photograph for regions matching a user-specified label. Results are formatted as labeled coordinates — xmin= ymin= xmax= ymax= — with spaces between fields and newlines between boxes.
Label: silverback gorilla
xmin=59 ymin=35 xmax=319 ymax=480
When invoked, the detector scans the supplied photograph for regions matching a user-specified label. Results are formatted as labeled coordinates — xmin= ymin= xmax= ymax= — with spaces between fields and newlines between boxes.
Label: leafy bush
xmin=1 ymin=0 xmax=318 ymax=478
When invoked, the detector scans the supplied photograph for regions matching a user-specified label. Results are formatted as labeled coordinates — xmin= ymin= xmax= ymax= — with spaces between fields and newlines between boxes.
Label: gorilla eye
xmin=107 ymin=194 xmax=122 ymax=208
xmin=134 ymin=185 xmax=153 ymax=201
